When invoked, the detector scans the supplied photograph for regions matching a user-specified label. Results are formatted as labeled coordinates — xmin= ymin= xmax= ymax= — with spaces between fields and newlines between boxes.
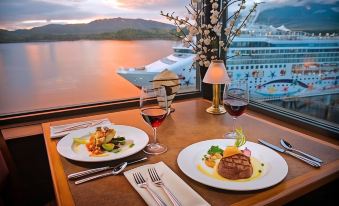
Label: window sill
xmin=1 ymin=93 xmax=202 ymax=140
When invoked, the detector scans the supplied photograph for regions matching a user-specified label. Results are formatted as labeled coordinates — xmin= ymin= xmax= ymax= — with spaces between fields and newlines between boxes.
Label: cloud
xmin=257 ymin=0 xmax=338 ymax=10
xmin=116 ymin=0 xmax=165 ymax=9
xmin=313 ymin=9 xmax=327 ymax=14
xmin=0 ymin=0 xmax=338 ymax=30
xmin=116 ymin=0 xmax=183 ymax=9
xmin=0 ymin=0 xmax=93 ymax=22
xmin=331 ymin=7 xmax=339 ymax=12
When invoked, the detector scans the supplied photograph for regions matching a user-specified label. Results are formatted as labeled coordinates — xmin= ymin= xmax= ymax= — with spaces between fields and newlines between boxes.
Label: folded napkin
xmin=124 ymin=161 xmax=210 ymax=206
xmin=50 ymin=118 xmax=112 ymax=138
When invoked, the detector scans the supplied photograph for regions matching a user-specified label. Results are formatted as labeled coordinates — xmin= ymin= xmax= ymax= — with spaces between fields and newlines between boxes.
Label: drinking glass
xmin=223 ymin=80 xmax=249 ymax=138
xmin=140 ymin=85 xmax=168 ymax=154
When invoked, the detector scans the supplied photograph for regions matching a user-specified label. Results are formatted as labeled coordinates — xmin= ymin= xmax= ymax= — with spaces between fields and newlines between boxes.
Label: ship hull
xmin=117 ymin=70 xmax=158 ymax=88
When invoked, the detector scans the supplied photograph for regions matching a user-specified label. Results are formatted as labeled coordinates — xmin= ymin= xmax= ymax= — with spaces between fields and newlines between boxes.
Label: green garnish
xmin=207 ymin=146 xmax=223 ymax=155
xmin=234 ymin=128 xmax=246 ymax=147
xmin=202 ymin=154 xmax=208 ymax=160
xmin=102 ymin=143 xmax=114 ymax=152
xmin=112 ymin=148 xmax=122 ymax=153
xmin=115 ymin=136 xmax=126 ymax=141
xmin=129 ymin=143 xmax=135 ymax=148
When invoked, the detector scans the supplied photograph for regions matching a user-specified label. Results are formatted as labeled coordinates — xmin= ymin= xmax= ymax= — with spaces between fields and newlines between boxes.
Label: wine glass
xmin=140 ymin=85 xmax=168 ymax=155
xmin=223 ymin=80 xmax=249 ymax=138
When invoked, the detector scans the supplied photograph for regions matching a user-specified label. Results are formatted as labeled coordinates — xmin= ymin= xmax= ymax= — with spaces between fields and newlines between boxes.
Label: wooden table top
xmin=42 ymin=98 xmax=339 ymax=206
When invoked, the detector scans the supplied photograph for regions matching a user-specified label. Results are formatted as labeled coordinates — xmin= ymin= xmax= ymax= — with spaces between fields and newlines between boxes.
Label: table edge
xmin=42 ymin=122 xmax=75 ymax=206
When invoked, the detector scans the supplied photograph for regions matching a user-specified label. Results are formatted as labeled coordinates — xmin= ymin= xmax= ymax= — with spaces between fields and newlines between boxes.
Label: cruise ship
xmin=117 ymin=24 xmax=339 ymax=99
xmin=228 ymin=25 xmax=339 ymax=99
xmin=117 ymin=46 xmax=196 ymax=88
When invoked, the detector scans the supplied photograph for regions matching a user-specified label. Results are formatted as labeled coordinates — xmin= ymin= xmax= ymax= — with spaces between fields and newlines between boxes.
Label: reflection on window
xmin=225 ymin=3 xmax=339 ymax=126
xmin=0 ymin=1 xmax=199 ymax=116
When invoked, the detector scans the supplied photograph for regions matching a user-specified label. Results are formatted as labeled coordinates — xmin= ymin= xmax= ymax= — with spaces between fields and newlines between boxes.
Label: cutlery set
xmin=68 ymin=157 xmax=181 ymax=206
xmin=68 ymin=157 xmax=147 ymax=184
xmin=55 ymin=119 xmax=108 ymax=134
xmin=133 ymin=168 xmax=182 ymax=206
xmin=258 ymin=139 xmax=323 ymax=168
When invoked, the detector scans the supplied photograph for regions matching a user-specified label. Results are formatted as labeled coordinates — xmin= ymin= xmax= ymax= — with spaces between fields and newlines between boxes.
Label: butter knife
xmin=68 ymin=156 xmax=147 ymax=180
xmin=258 ymin=139 xmax=321 ymax=168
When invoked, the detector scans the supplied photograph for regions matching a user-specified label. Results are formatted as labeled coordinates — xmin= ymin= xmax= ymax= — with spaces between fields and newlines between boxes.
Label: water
xmin=0 ymin=40 xmax=176 ymax=114
xmin=267 ymin=94 xmax=339 ymax=124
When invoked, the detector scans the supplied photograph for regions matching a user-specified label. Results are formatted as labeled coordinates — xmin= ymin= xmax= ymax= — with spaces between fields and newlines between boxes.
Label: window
xmin=0 ymin=0 xmax=200 ymax=120
xmin=223 ymin=1 xmax=339 ymax=136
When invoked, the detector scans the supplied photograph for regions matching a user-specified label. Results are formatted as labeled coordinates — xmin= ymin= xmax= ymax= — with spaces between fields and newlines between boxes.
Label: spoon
xmin=75 ymin=162 xmax=127 ymax=185
xmin=280 ymin=139 xmax=323 ymax=163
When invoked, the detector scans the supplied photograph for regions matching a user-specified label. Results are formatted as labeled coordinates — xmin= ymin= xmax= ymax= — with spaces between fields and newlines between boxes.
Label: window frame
xmin=0 ymin=91 xmax=201 ymax=126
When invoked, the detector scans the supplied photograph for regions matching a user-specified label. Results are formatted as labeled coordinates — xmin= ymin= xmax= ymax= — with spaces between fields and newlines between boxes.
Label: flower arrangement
xmin=161 ymin=0 xmax=259 ymax=67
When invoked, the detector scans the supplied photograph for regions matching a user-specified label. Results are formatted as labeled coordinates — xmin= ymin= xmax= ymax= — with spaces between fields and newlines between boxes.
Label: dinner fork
xmin=133 ymin=172 xmax=168 ymax=206
xmin=148 ymin=168 xmax=182 ymax=206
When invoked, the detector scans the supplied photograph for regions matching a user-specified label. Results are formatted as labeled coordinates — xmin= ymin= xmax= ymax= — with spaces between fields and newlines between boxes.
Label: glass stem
xmin=152 ymin=127 xmax=157 ymax=144
xmin=232 ymin=117 xmax=237 ymax=134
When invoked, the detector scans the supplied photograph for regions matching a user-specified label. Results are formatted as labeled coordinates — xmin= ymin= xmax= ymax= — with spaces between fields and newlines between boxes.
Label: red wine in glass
xmin=224 ymin=99 xmax=248 ymax=117
xmin=141 ymin=108 xmax=167 ymax=128
xmin=140 ymin=85 xmax=168 ymax=155
xmin=223 ymin=81 xmax=249 ymax=138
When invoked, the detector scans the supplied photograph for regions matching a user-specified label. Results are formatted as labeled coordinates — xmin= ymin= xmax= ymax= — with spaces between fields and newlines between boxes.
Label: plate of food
xmin=177 ymin=131 xmax=288 ymax=191
xmin=57 ymin=125 xmax=149 ymax=162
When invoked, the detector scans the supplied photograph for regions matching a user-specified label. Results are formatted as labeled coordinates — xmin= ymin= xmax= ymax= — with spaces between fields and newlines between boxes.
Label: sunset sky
xmin=0 ymin=0 xmax=338 ymax=30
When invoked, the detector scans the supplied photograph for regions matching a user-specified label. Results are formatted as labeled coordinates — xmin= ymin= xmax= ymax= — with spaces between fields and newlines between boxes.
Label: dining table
xmin=42 ymin=98 xmax=339 ymax=206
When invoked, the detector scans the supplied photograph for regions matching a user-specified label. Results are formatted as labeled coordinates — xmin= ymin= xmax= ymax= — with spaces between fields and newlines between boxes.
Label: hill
xmin=255 ymin=3 xmax=339 ymax=33
xmin=0 ymin=18 xmax=176 ymax=43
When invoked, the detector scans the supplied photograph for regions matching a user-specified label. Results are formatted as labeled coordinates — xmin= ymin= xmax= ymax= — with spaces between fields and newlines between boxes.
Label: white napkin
xmin=50 ymin=118 xmax=112 ymax=138
xmin=124 ymin=161 xmax=210 ymax=206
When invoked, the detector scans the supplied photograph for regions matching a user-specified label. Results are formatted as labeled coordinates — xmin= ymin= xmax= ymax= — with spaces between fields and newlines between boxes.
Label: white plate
xmin=177 ymin=139 xmax=288 ymax=191
xmin=57 ymin=125 xmax=149 ymax=162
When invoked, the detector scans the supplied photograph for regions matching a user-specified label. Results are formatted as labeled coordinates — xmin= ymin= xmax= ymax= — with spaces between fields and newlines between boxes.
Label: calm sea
xmin=0 ymin=40 xmax=177 ymax=114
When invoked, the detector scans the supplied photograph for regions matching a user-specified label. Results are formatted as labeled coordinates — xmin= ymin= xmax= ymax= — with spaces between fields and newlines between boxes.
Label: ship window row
xmin=232 ymin=53 xmax=339 ymax=60
xmin=234 ymin=48 xmax=339 ymax=55
xmin=227 ymin=64 xmax=287 ymax=70
xmin=227 ymin=57 xmax=339 ymax=65
xmin=231 ymin=42 xmax=339 ymax=48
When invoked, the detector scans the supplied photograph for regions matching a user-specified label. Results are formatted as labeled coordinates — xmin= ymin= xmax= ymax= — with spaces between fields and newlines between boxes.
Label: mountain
xmin=0 ymin=18 xmax=176 ymax=43
xmin=255 ymin=3 xmax=339 ymax=32
xmin=28 ymin=18 xmax=174 ymax=35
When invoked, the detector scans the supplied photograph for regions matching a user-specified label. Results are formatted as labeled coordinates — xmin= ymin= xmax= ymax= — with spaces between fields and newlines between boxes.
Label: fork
xmin=148 ymin=168 xmax=182 ymax=206
xmin=133 ymin=172 xmax=168 ymax=206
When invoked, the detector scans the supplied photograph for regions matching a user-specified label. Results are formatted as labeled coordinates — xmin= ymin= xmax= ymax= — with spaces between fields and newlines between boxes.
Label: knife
xmin=68 ymin=156 xmax=148 ymax=180
xmin=258 ymin=139 xmax=321 ymax=168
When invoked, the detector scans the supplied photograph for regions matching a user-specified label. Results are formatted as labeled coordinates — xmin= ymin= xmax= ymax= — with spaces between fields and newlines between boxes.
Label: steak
xmin=217 ymin=153 xmax=253 ymax=180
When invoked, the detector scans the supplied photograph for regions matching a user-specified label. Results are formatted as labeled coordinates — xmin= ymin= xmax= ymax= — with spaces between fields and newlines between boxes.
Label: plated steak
xmin=217 ymin=153 xmax=253 ymax=180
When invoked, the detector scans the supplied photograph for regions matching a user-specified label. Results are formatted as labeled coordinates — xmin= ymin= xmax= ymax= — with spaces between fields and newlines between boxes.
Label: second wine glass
xmin=223 ymin=80 xmax=249 ymax=138
xmin=140 ymin=85 xmax=168 ymax=155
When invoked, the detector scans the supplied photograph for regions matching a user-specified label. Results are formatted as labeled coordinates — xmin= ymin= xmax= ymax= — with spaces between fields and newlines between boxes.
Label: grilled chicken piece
xmin=217 ymin=153 xmax=253 ymax=180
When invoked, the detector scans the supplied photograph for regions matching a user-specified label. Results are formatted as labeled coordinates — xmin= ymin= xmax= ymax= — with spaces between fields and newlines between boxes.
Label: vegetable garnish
xmin=85 ymin=127 xmax=134 ymax=156
xmin=207 ymin=146 xmax=224 ymax=155
xmin=234 ymin=128 xmax=246 ymax=147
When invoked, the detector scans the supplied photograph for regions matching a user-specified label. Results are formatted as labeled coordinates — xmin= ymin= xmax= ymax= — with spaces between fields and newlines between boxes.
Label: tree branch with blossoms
xmin=161 ymin=0 xmax=260 ymax=68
